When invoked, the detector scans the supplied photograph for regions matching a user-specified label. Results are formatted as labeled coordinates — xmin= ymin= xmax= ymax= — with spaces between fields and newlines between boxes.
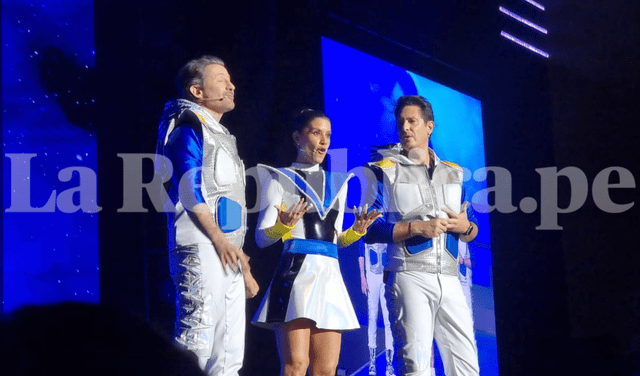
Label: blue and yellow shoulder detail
xmin=375 ymin=158 xmax=396 ymax=168
xmin=442 ymin=160 xmax=462 ymax=170
xmin=195 ymin=112 xmax=207 ymax=124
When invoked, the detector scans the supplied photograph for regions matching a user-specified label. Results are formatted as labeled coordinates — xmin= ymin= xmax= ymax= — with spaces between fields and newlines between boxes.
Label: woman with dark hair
xmin=252 ymin=109 xmax=380 ymax=376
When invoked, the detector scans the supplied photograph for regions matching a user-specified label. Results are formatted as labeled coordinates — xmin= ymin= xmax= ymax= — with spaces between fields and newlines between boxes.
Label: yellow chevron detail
xmin=442 ymin=160 xmax=462 ymax=170
xmin=375 ymin=158 xmax=395 ymax=168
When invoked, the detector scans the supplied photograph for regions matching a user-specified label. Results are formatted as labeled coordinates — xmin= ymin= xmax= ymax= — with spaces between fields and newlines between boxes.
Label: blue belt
xmin=283 ymin=239 xmax=338 ymax=259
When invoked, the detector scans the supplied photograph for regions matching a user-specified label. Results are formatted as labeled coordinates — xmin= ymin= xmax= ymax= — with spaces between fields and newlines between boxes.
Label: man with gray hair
xmin=156 ymin=55 xmax=259 ymax=376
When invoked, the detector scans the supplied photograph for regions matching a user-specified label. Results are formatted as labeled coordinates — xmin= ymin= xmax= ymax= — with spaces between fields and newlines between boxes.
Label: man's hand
xmin=213 ymin=239 xmax=243 ymax=275
xmin=443 ymin=202 xmax=471 ymax=234
xmin=189 ymin=203 xmax=245 ymax=275
xmin=352 ymin=204 xmax=383 ymax=234
xmin=243 ymin=269 xmax=260 ymax=299
xmin=360 ymin=274 xmax=369 ymax=295
xmin=458 ymin=255 xmax=472 ymax=269
xmin=413 ymin=218 xmax=449 ymax=238
xmin=276 ymin=198 xmax=309 ymax=227
xmin=358 ymin=256 xmax=369 ymax=295
xmin=244 ymin=273 xmax=259 ymax=299
xmin=239 ymin=253 xmax=259 ymax=298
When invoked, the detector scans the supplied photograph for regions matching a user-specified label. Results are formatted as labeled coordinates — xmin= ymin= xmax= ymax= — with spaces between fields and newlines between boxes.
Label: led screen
xmin=2 ymin=0 xmax=99 ymax=313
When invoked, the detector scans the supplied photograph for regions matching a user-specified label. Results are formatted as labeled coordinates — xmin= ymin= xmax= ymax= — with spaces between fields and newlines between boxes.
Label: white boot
xmin=369 ymin=347 xmax=377 ymax=375
xmin=386 ymin=349 xmax=395 ymax=376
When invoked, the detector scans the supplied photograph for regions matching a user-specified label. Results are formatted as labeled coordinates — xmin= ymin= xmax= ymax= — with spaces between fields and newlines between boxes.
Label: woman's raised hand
xmin=352 ymin=204 xmax=383 ymax=233
xmin=275 ymin=198 xmax=309 ymax=227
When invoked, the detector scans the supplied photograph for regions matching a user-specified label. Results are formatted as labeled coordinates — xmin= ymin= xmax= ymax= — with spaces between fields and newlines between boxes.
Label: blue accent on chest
xmin=404 ymin=234 xmax=460 ymax=258
xmin=217 ymin=196 xmax=242 ymax=233
xmin=405 ymin=236 xmax=433 ymax=254
xmin=278 ymin=168 xmax=350 ymax=217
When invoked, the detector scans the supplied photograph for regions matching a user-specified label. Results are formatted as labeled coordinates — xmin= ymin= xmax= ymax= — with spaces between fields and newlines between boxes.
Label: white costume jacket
xmin=156 ymin=99 xmax=247 ymax=376
xmin=365 ymin=147 xmax=477 ymax=276
xmin=156 ymin=98 xmax=246 ymax=249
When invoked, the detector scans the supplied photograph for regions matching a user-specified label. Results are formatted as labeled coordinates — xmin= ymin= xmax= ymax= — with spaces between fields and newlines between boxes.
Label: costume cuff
xmin=264 ymin=220 xmax=294 ymax=239
xmin=339 ymin=227 xmax=366 ymax=248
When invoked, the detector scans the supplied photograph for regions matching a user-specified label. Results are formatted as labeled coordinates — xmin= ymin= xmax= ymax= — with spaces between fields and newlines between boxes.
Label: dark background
xmin=92 ymin=1 xmax=639 ymax=375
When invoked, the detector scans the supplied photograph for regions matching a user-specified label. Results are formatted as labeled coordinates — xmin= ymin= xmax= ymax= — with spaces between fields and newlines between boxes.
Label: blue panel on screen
xmin=2 ymin=0 xmax=99 ymax=313
xmin=322 ymin=37 xmax=498 ymax=375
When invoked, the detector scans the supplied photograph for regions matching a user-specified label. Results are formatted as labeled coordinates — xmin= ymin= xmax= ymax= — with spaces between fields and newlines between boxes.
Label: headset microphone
xmin=202 ymin=97 xmax=225 ymax=102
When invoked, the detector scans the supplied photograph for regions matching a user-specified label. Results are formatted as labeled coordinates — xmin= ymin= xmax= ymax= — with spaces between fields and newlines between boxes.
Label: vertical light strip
xmin=501 ymin=31 xmax=549 ymax=58
xmin=499 ymin=6 xmax=548 ymax=34
xmin=524 ymin=0 xmax=545 ymax=11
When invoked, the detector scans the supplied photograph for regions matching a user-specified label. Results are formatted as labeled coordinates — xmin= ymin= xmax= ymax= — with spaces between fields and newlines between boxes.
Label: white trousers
xmin=461 ymin=284 xmax=472 ymax=311
xmin=170 ymin=243 xmax=246 ymax=376
xmin=367 ymin=270 xmax=393 ymax=351
xmin=386 ymin=271 xmax=479 ymax=376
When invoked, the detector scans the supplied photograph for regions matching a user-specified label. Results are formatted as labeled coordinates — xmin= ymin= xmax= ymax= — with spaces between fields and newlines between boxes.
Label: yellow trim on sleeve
xmin=264 ymin=220 xmax=294 ymax=240
xmin=339 ymin=227 xmax=366 ymax=248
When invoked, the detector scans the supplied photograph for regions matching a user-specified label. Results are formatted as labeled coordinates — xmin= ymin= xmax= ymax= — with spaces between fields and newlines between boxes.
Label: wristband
xmin=339 ymin=227 xmax=366 ymax=247
xmin=462 ymin=223 xmax=473 ymax=236
xmin=264 ymin=220 xmax=295 ymax=239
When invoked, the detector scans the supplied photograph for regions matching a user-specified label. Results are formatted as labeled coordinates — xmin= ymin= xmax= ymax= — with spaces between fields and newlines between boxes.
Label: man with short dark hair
xmin=365 ymin=95 xmax=480 ymax=375
xmin=156 ymin=55 xmax=258 ymax=376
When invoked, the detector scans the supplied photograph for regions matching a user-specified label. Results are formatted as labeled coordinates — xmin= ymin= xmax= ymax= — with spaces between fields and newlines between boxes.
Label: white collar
xmin=381 ymin=147 xmax=440 ymax=167
xmin=289 ymin=162 xmax=321 ymax=172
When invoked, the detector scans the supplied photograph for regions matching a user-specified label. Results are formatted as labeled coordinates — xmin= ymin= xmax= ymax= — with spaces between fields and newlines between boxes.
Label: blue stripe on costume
xmin=446 ymin=235 xmax=459 ymax=259
xmin=463 ymin=185 xmax=478 ymax=230
xmin=164 ymin=125 xmax=206 ymax=207
xmin=405 ymin=236 xmax=434 ymax=254
xmin=365 ymin=222 xmax=395 ymax=244
xmin=324 ymin=170 xmax=350 ymax=210
xmin=263 ymin=165 xmax=351 ymax=219
xmin=364 ymin=166 xmax=396 ymax=244
xmin=284 ymin=239 xmax=338 ymax=259
xmin=444 ymin=185 xmax=478 ymax=258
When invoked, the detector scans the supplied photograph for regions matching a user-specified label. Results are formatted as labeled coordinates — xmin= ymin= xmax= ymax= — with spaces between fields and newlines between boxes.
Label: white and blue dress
xmin=251 ymin=162 xmax=359 ymax=331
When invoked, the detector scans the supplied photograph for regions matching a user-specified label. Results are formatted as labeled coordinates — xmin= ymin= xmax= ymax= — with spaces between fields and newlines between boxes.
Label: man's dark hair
xmin=175 ymin=55 xmax=225 ymax=101
xmin=394 ymin=95 xmax=434 ymax=123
